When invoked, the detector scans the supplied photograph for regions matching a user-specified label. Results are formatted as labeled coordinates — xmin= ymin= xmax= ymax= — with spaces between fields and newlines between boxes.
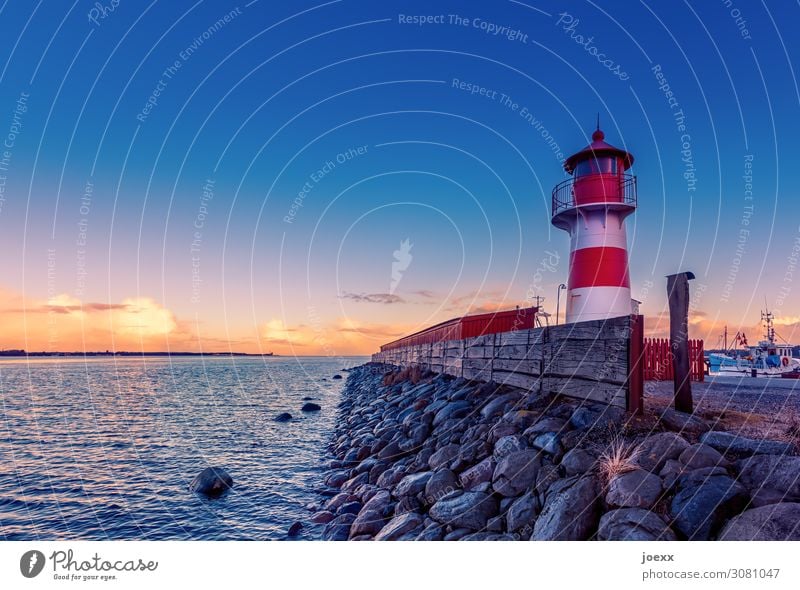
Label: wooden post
xmin=666 ymin=272 xmax=695 ymax=413
xmin=627 ymin=314 xmax=645 ymax=414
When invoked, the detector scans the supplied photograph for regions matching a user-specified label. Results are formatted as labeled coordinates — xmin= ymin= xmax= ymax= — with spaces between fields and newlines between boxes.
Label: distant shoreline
xmin=0 ymin=350 xmax=276 ymax=358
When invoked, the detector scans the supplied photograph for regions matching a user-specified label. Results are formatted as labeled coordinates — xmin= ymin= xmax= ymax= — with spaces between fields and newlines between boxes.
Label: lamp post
xmin=556 ymin=283 xmax=567 ymax=326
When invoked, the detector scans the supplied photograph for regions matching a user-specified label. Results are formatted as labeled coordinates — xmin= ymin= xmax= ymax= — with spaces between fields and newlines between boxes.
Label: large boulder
xmin=679 ymin=443 xmax=727 ymax=470
xmin=189 ymin=467 xmax=233 ymax=498
xmin=394 ymin=471 xmax=433 ymax=497
xmin=432 ymin=400 xmax=472 ymax=427
xmin=301 ymin=402 xmax=322 ymax=412
xmin=560 ymin=448 xmax=597 ymax=476
xmin=700 ymin=431 xmax=793 ymax=456
xmin=493 ymin=435 xmax=528 ymax=461
xmin=718 ymin=503 xmax=800 ymax=540
xmin=493 ymin=450 xmax=542 ymax=497
xmin=570 ymin=405 xmax=625 ymax=431
xmin=658 ymin=408 xmax=710 ymax=434
xmin=480 ymin=392 xmax=521 ymax=420
xmin=429 ymin=491 xmax=498 ymax=530
xmin=669 ymin=468 xmax=749 ymax=540
xmin=532 ymin=475 xmax=601 ymax=540
xmin=349 ymin=508 xmax=387 ymax=538
xmin=428 ymin=444 xmax=460 ymax=470
xmin=634 ymin=432 xmax=690 ymax=473
xmin=735 ymin=455 xmax=800 ymax=506
xmin=374 ymin=512 xmax=425 ymax=541
xmin=598 ymin=508 xmax=677 ymax=541
xmin=459 ymin=457 xmax=496 ymax=491
xmin=606 ymin=469 xmax=663 ymax=509
xmin=424 ymin=469 xmax=459 ymax=505
xmin=322 ymin=513 xmax=356 ymax=541
xmin=506 ymin=491 xmax=540 ymax=534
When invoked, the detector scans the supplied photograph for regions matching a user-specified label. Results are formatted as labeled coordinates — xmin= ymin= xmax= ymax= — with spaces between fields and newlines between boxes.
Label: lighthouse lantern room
xmin=552 ymin=125 xmax=637 ymax=324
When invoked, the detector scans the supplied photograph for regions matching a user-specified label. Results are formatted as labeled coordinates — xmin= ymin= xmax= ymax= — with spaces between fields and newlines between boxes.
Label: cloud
xmin=339 ymin=292 xmax=406 ymax=304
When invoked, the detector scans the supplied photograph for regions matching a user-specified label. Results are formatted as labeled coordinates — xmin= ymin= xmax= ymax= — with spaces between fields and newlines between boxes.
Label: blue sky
xmin=0 ymin=0 xmax=798 ymax=353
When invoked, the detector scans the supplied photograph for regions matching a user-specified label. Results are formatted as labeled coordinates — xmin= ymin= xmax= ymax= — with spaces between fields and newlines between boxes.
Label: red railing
xmin=643 ymin=338 xmax=704 ymax=382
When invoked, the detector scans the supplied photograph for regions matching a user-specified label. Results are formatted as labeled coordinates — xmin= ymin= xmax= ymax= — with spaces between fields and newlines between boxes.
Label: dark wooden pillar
xmin=627 ymin=314 xmax=645 ymax=415
xmin=666 ymin=272 xmax=695 ymax=413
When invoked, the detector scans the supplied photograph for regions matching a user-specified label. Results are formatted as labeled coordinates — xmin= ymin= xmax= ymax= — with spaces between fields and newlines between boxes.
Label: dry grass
xmin=598 ymin=436 xmax=641 ymax=485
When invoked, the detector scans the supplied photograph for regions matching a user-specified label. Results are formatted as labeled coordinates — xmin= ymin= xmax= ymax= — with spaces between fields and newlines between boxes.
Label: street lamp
xmin=556 ymin=283 xmax=567 ymax=326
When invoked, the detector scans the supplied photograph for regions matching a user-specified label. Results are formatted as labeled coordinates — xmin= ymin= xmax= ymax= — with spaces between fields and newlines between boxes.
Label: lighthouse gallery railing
xmin=551 ymin=173 xmax=637 ymax=217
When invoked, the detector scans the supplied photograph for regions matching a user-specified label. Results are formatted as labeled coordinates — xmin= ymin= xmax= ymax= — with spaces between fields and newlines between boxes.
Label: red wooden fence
xmin=643 ymin=338 xmax=704 ymax=382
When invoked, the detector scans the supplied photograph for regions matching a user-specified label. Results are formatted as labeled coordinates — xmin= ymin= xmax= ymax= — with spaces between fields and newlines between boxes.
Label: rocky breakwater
xmin=306 ymin=364 xmax=800 ymax=541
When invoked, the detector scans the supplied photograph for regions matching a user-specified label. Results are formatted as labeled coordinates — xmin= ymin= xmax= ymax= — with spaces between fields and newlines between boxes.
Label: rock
xmin=287 ymin=521 xmax=303 ymax=537
xmin=598 ymin=508 xmax=677 ymax=541
xmin=376 ymin=466 xmax=406 ymax=488
xmin=524 ymin=417 xmax=568 ymax=436
xmin=606 ymin=469 xmax=663 ymax=509
xmin=428 ymin=444 xmax=460 ymax=470
xmin=395 ymin=495 xmax=422 ymax=515
xmin=349 ymin=508 xmax=387 ymax=538
xmin=735 ymin=455 xmax=800 ymax=506
xmin=679 ymin=443 xmax=726 ymax=470
xmin=429 ymin=491 xmax=498 ymax=530
xmin=570 ymin=405 xmax=624 ymax=430
xmin=532 ymin=432 xmax=563 ymax=459
xmin=416 ymin=522 xmax=445 ymax=541
xmin=377 ymin=441 xmax=406 ymax=461
xmin=459 ymin=457 xmax=496 ymax=490
xmin=311 ymin=511 xmax=335 ymax=524
xmin=669 ymin=469 xmax=749 ymax=540
xmin=700 ymin=431 xmax=794 ymax=456
xmin=507 ymin=410 xmax=539 ymax=430
xmin=659 ymin=459 xmax=685 ymax=490
xmin=480 ymin=392 xmax=521 ymax=420
xmin=337 ymin=501 xmax=363 ymax=515
xmin=719 ymin=503 xmax=800 ymax=541
xmin=634 ymin=432 xmax=690 ymax=472
xmin=432 ymin=400 xmax=472 ymax=427
xmin=333 ymin=374 xmax=343 ymax=379
xmin=424 ymin=469 xmax=459 ymax=505
xmin=443 ymin=528 xmax=473 ymax=541
xmin=189 ymin=467 xmax=234 ymax=498
xmin=658 ymin=408 xmax=710 ymax=434
xmin=532 ymin=475 xmax=600 ymax=541
xmin=488 ymin=422 xmax=520 ymax=444
xmin=274 ymin=412 xmax=293 ymax=422
xmin=493 ymin=435 xmax=528 ymax=460
xmin=493 ymin=450 xmax=542 ymax=497
xmin=453 ymin=440 xmax=491 ymax=471
xmin=506 ymin=491 xmax=540 ymax=533
xmin=394 ymin=471 xmax=433 ymax=497
xmin=560 ymin=448 xmax=596 ymax=476
xmin=361 ymin=489 xmax=392 ymax=515
xmin=374 ymin=512 xmax=425 ymax=541
xmin=486 ymin=515 xmax=504 ymax=532
xmin=301 ymin=402 xmax=322 ymax=412
xmin=322 ymin=513 xmax=356 ymax=541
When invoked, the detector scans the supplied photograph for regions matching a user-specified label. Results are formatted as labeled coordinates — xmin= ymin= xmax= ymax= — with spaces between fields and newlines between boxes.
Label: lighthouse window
xmin=575 ymin=156 xmax=618 ymax=176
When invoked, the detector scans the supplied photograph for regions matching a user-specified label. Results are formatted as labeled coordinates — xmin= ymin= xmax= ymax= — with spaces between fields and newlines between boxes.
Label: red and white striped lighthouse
xmin=552 ymin=125 xmax=637 ymax=324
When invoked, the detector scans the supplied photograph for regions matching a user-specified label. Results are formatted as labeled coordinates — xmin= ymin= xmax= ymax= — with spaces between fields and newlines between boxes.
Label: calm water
xmin=0 ymin=356 xmax=366 ymax=540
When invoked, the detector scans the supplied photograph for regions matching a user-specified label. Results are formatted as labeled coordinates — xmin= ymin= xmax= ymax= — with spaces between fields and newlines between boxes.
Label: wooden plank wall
xmin=372 ymin=315 xmax=633 ymax=409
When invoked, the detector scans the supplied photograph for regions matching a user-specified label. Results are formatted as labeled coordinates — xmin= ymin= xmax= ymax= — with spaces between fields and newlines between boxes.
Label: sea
xmin=0 ymin=355 xmax=367 ymax=540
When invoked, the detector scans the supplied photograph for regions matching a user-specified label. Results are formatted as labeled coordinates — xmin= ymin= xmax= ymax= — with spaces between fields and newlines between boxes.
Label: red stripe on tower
xmin=569 ymin=247 xmax=630 ymax=289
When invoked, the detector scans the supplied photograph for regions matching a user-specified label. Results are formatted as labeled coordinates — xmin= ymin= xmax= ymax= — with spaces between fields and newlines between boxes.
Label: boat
xmin=707 ymin=309 xmax=799 ymax=377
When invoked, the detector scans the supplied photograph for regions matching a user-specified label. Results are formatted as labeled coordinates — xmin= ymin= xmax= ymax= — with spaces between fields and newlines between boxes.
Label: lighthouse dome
xmin=564 ymin=126 xmax=634 ymax=174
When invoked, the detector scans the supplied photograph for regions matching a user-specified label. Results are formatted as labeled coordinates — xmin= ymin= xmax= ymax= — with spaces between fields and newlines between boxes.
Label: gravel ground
xmin=645 ymin=375 xmax=800 ymax=441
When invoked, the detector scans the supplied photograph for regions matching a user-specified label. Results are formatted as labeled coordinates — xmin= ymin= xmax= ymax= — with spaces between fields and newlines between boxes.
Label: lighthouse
xmin=552 ymin=125 xmax=637 ymax=324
